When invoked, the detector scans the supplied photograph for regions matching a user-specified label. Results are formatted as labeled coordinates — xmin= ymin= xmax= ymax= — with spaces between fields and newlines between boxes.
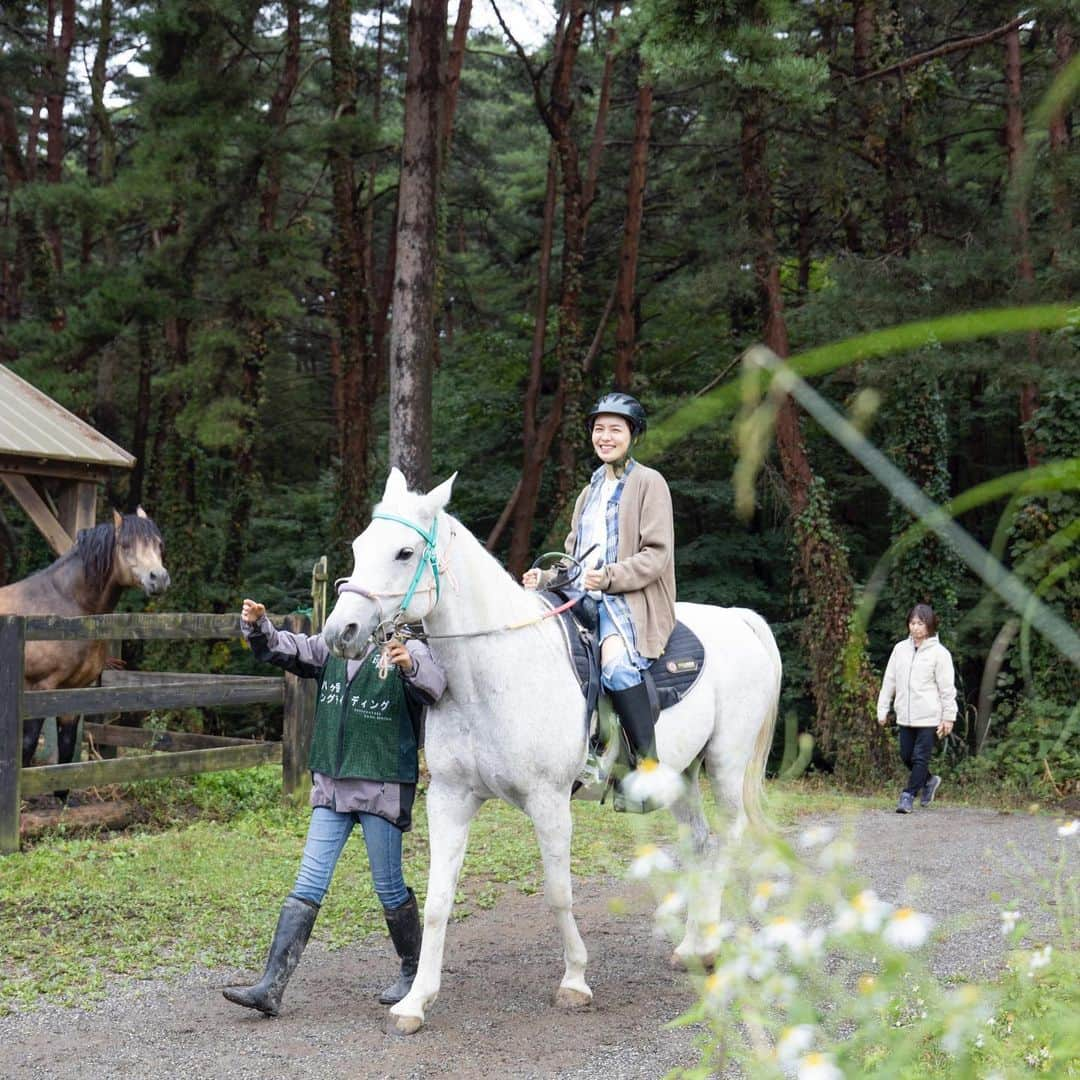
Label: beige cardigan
xmin=565 ymin=463 xmax=676 ymax=659
xmin=876 ymin=635 xmax=958 ymax=727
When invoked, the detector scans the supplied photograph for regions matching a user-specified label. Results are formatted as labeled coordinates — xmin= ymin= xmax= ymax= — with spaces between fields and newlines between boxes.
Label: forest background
xmin=1 ymin=0 xmax=1076 ymax=796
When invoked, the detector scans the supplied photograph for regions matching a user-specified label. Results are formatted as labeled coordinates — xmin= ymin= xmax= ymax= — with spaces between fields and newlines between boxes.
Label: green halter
xmin=372 ymin=510 xmax=441 ymax=615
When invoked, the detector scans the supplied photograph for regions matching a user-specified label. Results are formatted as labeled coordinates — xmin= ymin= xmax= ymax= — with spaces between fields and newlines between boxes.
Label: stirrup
xmin=576 ymin=749 xmax=607 ymax=788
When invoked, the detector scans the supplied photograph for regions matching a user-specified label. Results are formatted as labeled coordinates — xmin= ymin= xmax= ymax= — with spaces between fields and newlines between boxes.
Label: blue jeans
xmin=292 ymin=805 xmax=410 ymax=910
xmin=898 ymin=726 xmax=937 ymax=796
xmin=598 ymin=603 xmax=642 ymax=692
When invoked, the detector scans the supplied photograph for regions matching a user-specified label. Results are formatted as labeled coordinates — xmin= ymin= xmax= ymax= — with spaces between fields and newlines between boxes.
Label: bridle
xmin=335 ymin=511 xmax=444 ymax=640
xmin=332 ymin=508 xmax=577 ymax=652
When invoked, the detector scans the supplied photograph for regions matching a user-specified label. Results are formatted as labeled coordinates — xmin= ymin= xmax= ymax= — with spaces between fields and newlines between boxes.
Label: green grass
xmin=0 ymin=770 xmax=1062 ymax=1021
xmin=0 ymin=765 xmax=679 ymax=1015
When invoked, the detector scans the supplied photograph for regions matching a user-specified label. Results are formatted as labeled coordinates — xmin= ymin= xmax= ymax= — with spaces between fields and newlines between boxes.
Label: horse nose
xmin=149 ymin=569 xmax=171 ymax=593
xmin=338 ymin=622 xmax=360 ymax=649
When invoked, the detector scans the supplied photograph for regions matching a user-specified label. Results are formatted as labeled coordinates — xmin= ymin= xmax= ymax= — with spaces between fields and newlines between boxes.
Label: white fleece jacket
xmin=877 ymin=635 xmax=958 ymax=727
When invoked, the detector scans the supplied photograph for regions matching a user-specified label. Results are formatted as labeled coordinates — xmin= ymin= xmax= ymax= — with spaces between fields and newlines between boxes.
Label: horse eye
xmin=396 ymin=547 xmax=414 ymax=561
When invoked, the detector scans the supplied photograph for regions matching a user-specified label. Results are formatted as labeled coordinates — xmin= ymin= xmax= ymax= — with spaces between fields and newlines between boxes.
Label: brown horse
xmin=0 ymin=507 xmax=170 ymax=773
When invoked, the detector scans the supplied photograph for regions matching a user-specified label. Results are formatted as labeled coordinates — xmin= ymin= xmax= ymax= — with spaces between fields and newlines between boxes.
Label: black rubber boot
xmin=377 ymin=890 xmax=422 ymax=1005
xmin=222 ymin=895 xmax=319 ymax=1017
xmin=609 ymin=680 xmax=660 ymax=767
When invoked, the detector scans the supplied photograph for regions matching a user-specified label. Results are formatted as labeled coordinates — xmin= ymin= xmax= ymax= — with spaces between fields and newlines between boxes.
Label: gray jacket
xmin=242 ymin=615 xmax=445 ymax=827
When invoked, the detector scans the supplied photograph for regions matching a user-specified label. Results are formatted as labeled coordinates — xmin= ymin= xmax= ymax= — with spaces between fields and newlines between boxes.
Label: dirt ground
xmin=0 ymin=804 xmax=1070 ymax=1080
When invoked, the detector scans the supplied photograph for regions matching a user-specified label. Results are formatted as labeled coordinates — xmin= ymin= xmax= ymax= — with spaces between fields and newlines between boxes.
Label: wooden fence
xmin=0 ymin=612 xmax=316 ymax=854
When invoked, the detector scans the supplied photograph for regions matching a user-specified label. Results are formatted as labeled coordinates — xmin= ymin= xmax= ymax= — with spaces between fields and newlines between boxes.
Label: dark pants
xmin=898 ymin=726 xmax=937 ymax=796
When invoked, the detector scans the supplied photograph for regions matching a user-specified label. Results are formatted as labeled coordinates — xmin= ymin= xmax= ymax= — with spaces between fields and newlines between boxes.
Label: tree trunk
xmin=1004 ymin=27 xmax=1040 ymax=465
xmin=613 ymin=70 xmax=652 ymax=390
xmin=328 ymin=0 xmax=376 ymax=538
xmin=549 ymin=0 xmax=589 ymax=518
xmin=1048 ymin=20 xmax=1073 ymax=265
xmin=126 ymin=329 xmax=153 ymax=511
xmin=581 ymin=2 xmax=620 ymax=233
xmin=223 ymin=1 xmax=302 ymax=586
xmin=503 ymin=0 xmax=588 ymax=570
xmin=0 ymin=94 xmax=56 ymax=324
xmin=740 ymin=100 xmax=888 ymax=784
xmin=502 ymin=144 xmax=561 ymax=569
xmin=388 ymin=0 xmax=447 ymax=492
xmin=43 ymin=0 xmax=76 ymax=281
xmin=90 ymin=0 xmax=120 ymax=435
xmin=442 ymin=0 xmax=472 ymax=161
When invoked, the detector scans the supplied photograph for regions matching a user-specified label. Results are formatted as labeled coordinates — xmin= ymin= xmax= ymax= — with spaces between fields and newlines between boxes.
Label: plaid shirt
xmin=574 ymin=459 xmax=648 ymax=669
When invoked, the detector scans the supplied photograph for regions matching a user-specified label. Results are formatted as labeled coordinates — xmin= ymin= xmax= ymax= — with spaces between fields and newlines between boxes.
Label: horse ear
xmin=112 ymin=508 xmax=123 ymax=530
xmin=135 ymin=506 xmax=148 ymax=519
xmin=383 ymin=467 xmax=409 ymax=501
xmin=426 ymin=472 xmax=457 ymax=512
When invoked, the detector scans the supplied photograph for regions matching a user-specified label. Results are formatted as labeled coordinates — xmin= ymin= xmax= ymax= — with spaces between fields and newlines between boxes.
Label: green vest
xmin=308 ymin=653 xmax=418 ymax=782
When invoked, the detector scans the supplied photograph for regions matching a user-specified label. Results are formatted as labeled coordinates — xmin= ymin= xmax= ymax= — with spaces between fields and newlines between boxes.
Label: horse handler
xmin=223 ymin=598 xmax=445 ymax=1017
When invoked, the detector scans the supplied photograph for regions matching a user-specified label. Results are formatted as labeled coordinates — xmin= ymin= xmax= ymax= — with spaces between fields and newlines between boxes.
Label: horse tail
xmin=735 ymin=608 xmax=782 ymax=834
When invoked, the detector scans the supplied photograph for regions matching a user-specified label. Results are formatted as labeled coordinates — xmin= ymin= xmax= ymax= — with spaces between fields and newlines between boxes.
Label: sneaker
xmin=920 ymin=774 xmax=942 ymax=807
xmin=895 ymin=791 xmax=915 ymax=814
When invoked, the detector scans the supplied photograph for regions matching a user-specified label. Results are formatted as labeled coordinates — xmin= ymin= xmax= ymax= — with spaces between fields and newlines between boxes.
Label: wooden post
xmin=310 ymin=556 xmax=328 ymax=633
xmin=281 ymin=613 xmax=316 ymax=801
xmin=0 ymin=615 xmax=26 ymax=855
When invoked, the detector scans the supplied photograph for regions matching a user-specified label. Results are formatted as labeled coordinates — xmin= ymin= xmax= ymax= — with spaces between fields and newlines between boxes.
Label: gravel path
xmin=0 ymin=804 xmax=1069 ymax=1079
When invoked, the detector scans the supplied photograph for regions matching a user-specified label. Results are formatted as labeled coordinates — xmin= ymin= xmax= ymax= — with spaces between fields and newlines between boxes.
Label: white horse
xmin=322 ymin=469 xmax=781 ymax=1035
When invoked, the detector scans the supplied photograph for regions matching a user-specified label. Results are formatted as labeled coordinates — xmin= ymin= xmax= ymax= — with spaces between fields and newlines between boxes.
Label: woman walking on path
xmin=877 ymin=603 xmax=957 ymax=814
xmin=222 ymin=598 xmax=446 ymax=1017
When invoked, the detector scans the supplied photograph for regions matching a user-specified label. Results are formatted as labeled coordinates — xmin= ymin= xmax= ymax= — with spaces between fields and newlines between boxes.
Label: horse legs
xmin=667 ymin=762 xmax=722 ymax=970
xmin=390 ymin=782 xmax=482 ymax=1035
xmin=526 ymin=791 xmax=591 ymax=1008
xmin=21 ymin=715 xmax=45 ymax=768
xmin=54 ymin=715 xmax=81 ymax=803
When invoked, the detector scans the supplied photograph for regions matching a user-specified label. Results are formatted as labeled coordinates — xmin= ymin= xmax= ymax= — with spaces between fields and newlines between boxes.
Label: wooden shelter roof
xmin=0 ymin=364 xmax=134 ymax=473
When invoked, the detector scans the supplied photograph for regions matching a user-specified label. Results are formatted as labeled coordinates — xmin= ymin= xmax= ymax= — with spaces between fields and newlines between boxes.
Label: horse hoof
xmin=393 ymin=1014 xmax=424 ymax=1036
xmin=554 ymin=987 xmax=592 ymax=1010
xmin=670 ymin=951 xmax=716 ymax=972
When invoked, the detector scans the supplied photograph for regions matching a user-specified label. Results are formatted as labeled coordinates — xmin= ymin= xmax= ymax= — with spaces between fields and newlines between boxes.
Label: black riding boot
xmin=378 ymin=890 xmax=422 ymax=1005
xmin=222 ymin=895 xmax=319 ymax=1017
xmin=609 ymin=680 xmax=660 ymax=767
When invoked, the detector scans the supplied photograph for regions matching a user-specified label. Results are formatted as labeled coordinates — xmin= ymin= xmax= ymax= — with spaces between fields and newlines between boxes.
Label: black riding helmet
xmin=585 ymin=392 xmax=647 ymax=439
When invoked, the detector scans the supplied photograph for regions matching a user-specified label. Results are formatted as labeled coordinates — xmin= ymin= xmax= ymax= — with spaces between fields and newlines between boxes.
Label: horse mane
xmin=65 ymin=514 xmax=162 ymax=594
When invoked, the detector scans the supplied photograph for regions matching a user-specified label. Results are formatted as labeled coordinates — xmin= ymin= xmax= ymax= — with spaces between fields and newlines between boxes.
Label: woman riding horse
xmin=523 ymin=392 xmax=677 ymax=790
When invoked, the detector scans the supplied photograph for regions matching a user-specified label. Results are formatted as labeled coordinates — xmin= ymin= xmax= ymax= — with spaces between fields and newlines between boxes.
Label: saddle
xmin=542 ymin=589 xmax=706 ymax=732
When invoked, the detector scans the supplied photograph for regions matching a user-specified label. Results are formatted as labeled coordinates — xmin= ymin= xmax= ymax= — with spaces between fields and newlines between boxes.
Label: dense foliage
xmin=1 ymin=0 xmax=1076 ymax=794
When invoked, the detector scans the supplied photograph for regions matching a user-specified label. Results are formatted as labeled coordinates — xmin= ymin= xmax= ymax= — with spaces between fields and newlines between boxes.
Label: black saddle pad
xmin=648 ymin=621 xmax=706 ymax=710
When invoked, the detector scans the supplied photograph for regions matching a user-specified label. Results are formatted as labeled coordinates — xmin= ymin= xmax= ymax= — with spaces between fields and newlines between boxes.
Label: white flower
xmin=796 ymin=1051 xmax=844 ymax=1080
xmin=776 ymin=1024 xmax=816 ymax=1065
xmin=818 ymin=839 xmax=855 ymax=869
xmin=703 ymin=967 xmax=736 ymax=1005
xmin=654 ymin=889 xmax=687 ymax=920
xmin=758 ymin=916 xmax=824 ymax=964
xmin=627 ymin=843 xmax=674 ymax=880
xmin=833 ymin=889 xmax=891 ymax=934
xmin=700 ymin=920 xmax=735 ymax=953
xmin=797 ymin=825 xmax=835 ymax=850
xmin=883 ymin=907 xmax=934 ymax=949
xmin=750 ymin=878 xmax=791 ymax=914
xmin=727 ymin=936 xmax=778 ymax=982
xmin=1057 ymin=819 xmax=1079 ymax=838
xmin=751 ymin=847 xmax=793 ymax=879
xmin=1027 ymin=945 xmax=1052 ymax=974
xmin=760 ymin=972 xmax=799 ymax=1006
xmin=788 ymin=926 xmax=826 ymax=965
xmin=1000 ymin=910 xmax=1020 ymax=936
xmin=760 ymin=915 xmax=806 ymax=950
xmin=620 ymin=759 xmax=687 ymax=807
